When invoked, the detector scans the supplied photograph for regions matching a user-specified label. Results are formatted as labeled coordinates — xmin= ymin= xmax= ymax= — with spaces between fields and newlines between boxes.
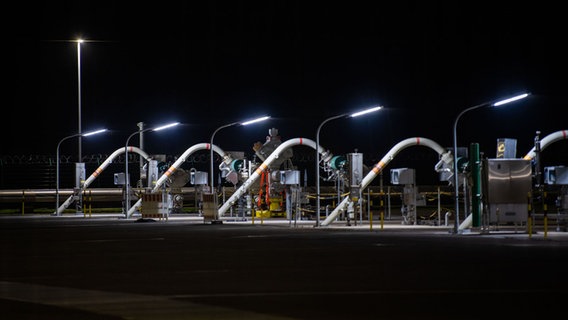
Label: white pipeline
xmin=153 ymin=143 xmax=225 ymax=192
xmin=218 ymin=138 xmax=328 ymax=217
xmin=55 ymin=146 xmax=150 ymax=215
xmin=523 ymin=129 xmax=567 ymax=160
xmin=321 ymin=137 xmax=447 ymax=226
xmin=127 ymin=143 xmax=226 ymax=217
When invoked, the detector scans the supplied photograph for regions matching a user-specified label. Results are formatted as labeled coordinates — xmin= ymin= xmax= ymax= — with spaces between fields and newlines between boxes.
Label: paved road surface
xmin=1 ymin=215 xmax=568 ymax=319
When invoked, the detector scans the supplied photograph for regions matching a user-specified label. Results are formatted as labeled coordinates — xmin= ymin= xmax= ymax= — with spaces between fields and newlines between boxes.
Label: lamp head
xmin=241 ymin=116 xmax=270 ymax=126
xmin=492 ymin=93 xmax=530 ymax=107
xmin=350 ymin=106 xmax=383 ymax=118
xmin=152 ymin=122 xmax=180 ymax=131
xmin=82 ymin=129 xmax=107 ymax=137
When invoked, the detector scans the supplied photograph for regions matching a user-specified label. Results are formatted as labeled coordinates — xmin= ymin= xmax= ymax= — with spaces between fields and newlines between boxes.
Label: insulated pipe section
xmin=153 ymin=143 xmax=226 ymax=192
xmin=55 ymin=146 xmax=150 ymax=215
xmin=523 ymin=129 xmax=568 ymax=160
xmin=127 ymin=143 xmax=227 ymax=217
xmin=321 ymin=137 xmax=447 ymax=226
xmin=218 ymin=138 xmax=331 ymax=217
xmin=84 ymin=147 xmax=151 ymax=188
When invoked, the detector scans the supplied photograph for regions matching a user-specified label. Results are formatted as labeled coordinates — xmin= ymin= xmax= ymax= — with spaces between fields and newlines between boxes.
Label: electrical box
xmin=544 ymin=166 xmax=568 ymax=185
xmin=114 ymin=173 xmax=126 ymax=185
xmin=484 ymin=159 xmax=531 ymax=223
xmin=280 ymin=170 xmax=300 ymax=185
xmin=496 ymin=138 xmax=517 ymax=159
xmin=347 ymin=153 xmax=363 ymax=200
xmin=75 ymin=162 xmax=86 ymax=188
xmin=390 ymin=168 xmax=416 ymax=185
xmin=191 ymin=171 xmax=208 ymax=185
xmin=347 ymin=153 xmax=363 ymax=187
xmin=147 ymin=160 xmax=159 ymax=187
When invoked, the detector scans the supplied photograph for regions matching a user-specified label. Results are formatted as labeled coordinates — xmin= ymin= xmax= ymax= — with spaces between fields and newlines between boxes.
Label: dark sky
xmin=4 ymin=1 xmax=567 ymax=182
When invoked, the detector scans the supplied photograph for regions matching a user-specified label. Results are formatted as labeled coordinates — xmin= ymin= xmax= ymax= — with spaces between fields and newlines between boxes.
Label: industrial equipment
xmin=390 ymin=168 xmax=426 ymax=225
xmin=483 ymin=158 xmax=532 ymax=224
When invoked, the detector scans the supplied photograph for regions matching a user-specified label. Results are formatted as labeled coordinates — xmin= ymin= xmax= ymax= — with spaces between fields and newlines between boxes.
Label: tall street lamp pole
xmin=124 ymin=122 xmax=179 ymax=218
xmin=76 ymin=39 xmax=84 ymax=162
xmin=315 ymin=106 xmax=383 ymax=227
xmin=75 ymin=39 xmax=85 ymax=213
xmin=210 ymin=116 xmax=270 ymax=192
xmin=452 ymin=92 xmax=530 ymax=234
xmin=55 ymin=129 xmax=107 ymax=216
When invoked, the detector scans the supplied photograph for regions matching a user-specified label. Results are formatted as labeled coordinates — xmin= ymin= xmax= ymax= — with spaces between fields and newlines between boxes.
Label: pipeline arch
xmin=55 ymin=146 xmax=151 ymax=215
xmin=523 ymin=129 xmax=568 ymax=160
xmin=127 ymin=143 xmax=226 ymax=217
xmin=218 ymin=138 xmax=332 ymax=217
xmin=321 ymin=137 xmax=448 ymax=226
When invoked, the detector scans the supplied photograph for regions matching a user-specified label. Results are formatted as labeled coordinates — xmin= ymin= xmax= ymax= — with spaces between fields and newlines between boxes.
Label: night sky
xmin=5 ymin=1 xmax=567 ymax=184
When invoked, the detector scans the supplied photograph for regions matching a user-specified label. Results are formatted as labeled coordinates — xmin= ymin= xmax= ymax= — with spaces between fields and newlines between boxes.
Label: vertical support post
xmin=387 ymin=186 xmax=391 ymax=220
xmin=380 ymin=191 xmax=385 ymax=230
xmin=75 ymin=162 xmax=85 ymax=214
xmin=544 ymin=191 xmax=548 ymax=238
xmin=137 ymin=122 xmax=145 ymax=188
xmin=77 ymin=41 xmax=82 ymax=164
xmin=367 ymin=188 xmax=372 ymax=230
xmin=437 ymin=186 xmax=441 ymax=226
xmin=527 ymin=191 xmax=533 ymax=238
xmin=470 ymin=143 xmax=482 ymax=228
xmin=21 ymin=190 xmax=25 ymax=215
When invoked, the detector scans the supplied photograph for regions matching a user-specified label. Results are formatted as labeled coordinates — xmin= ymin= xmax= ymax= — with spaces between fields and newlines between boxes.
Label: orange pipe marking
xmin=93 ymin=167 xmax=103 ymax=177
xmin=165 ymin=167 xmax=175 ymax=177
xmin=372 ymin=161 xmax=385 ymax=174
xmin=255 ymin=163 xmax=268 ymax=175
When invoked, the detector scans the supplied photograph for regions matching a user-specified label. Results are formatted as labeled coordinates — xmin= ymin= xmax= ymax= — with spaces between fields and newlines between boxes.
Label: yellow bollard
xmin=369 ymin=211 xmax=373 ymax=231
xmin=88 ymin=190 xmax=92 ymax=218
xmin=83 ymin=190 xmax=87 ymax=218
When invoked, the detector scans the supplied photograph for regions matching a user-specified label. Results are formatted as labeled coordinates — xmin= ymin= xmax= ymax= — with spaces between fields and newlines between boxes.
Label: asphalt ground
xmin=1 ymin=214 xmax=568 ymax=319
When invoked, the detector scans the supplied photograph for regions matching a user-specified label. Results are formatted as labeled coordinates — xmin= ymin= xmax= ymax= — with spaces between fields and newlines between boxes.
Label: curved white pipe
xmin=153 ymin=143 xmax=225 ymax=192
xmin=458 ymin=211 xmax=472 ymax=230
xmin=55 ymin=146 xmax=150 ymax=215
xmin=321 ymin=137 xmax=446 ymax=226
xmin=523 ymin=129 xmax=568 ymax=160
xmin=127 ymin=143 xmax=226 ymax=217
xmin=445 ymin=211 xmax=452 ymax=226
xmin=84 ymin=147 xmax=151 ymax=188
xmin=218 ymin=138 xmax=328 ymax=217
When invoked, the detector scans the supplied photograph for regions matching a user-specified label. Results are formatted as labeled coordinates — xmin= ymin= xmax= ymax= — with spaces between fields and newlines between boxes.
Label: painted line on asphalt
xmin=0 ymin=281 xmax=295 ymax=320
